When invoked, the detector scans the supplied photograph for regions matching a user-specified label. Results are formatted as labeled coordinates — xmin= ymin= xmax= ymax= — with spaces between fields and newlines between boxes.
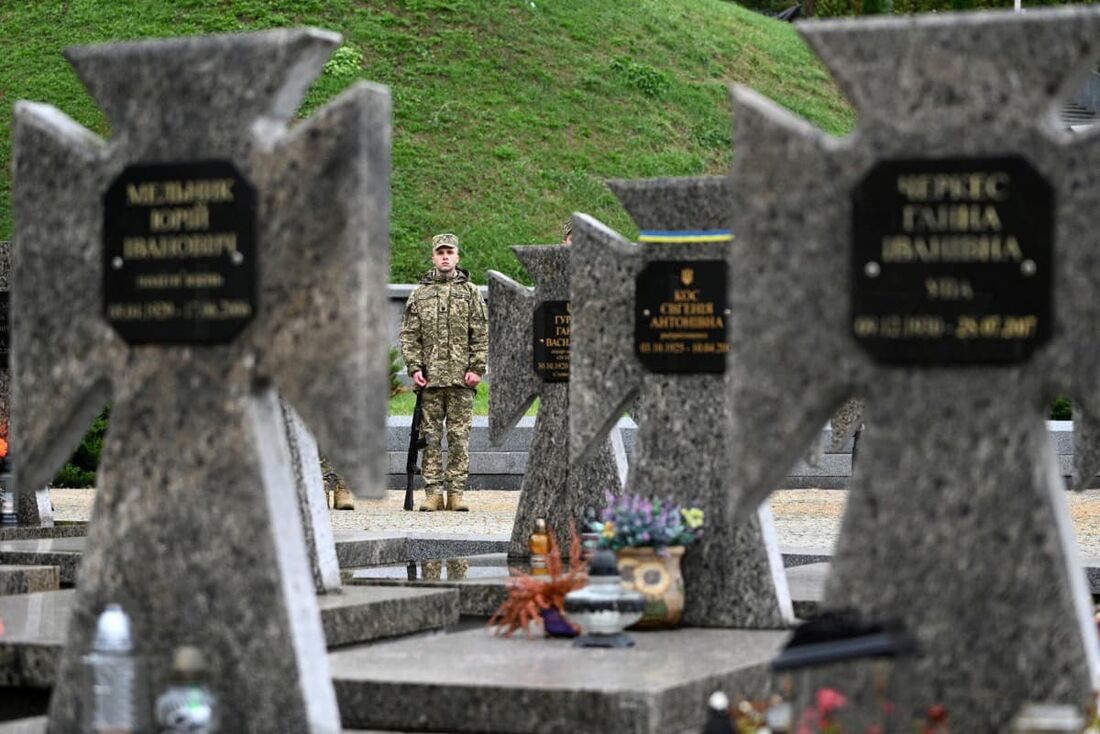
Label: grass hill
xmin=0 ymin=0 xmax=853 ymax=284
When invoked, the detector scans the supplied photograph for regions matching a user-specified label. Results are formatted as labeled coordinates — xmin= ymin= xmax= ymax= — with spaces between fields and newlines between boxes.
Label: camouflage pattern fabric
xmin=399 ymin=267 xmax=488 ymax=388
xmin=319 ymin=455 xmax=348 ymax=499
xmin=420 ymin=385 xmax=475 ymax=492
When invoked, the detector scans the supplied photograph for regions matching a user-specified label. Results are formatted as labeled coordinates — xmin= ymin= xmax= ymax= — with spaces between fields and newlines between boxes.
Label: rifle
xmin=404 ymin=372 xmax=429 ymax=511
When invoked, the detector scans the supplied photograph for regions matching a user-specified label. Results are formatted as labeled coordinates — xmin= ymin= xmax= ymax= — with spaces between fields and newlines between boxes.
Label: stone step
xmin=0 ymin=523 xmax=86 ymax=543
xmin=0 ymin=533 xmax=509 ymax=586
xmin=0 ymin=717 xmax=432 ymax=733
xmin=330 ymin=626 xmax=787 ymax=734
xmin=0 ymin=567 xmax=59 ymax=597
xmin=0 ymin=585 xmax=459 ymax=689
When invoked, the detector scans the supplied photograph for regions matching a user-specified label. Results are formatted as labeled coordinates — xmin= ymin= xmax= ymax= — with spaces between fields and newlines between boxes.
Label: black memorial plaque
xmin=533 ymin=300 xmax=571 ymax=382
xmin=635 ymin=260 xmax=729 ymax=373
xmin=103 ymin=161 xmax=257 ymax=345
xmin=852 ymin=157 xmax=1052 ymax=365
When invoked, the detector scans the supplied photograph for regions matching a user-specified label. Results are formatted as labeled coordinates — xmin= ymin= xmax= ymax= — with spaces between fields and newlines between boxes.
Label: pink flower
xmin=816 ymin=688 xmax=847 ymax=716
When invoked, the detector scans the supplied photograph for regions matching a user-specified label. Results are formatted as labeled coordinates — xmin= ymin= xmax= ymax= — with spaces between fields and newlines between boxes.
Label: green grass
xmin=388 ymin=382 xmax=539 ymax=416
xmin=0 ymin=0 xmax=853 ymax=285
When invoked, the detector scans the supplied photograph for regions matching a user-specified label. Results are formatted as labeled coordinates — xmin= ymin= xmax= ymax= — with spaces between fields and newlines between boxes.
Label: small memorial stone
xmin=489 ymin=245 xmax=627 ymax=556
xmin=726 ymin=9 xmax=1100 ymax=728
xmin=570 ymin=176 xmax=792 ymax=629
xmin=11 ymin=28 xmax=390 ymax=731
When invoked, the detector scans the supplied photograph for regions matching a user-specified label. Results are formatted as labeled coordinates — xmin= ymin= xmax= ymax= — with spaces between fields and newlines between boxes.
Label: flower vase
xmin=615 ymin=546 xmax=685 ymax=629
xmin=539 ymin=606 xmax=578 ymax=638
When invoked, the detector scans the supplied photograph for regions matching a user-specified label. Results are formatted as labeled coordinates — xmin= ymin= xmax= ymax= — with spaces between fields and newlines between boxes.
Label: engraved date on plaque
xmin=635 ymin=260 xmax=729 ymax=373
xmin=533 ymin=300 xmax=570 ymax=382
xmin=103 ymin=161 xmax=257 ymax=345
xmin=852 ymin=157 xmax=1052 ymax=365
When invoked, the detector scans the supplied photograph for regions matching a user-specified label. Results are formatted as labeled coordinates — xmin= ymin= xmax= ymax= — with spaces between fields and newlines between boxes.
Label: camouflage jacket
xmin=400 ymin=267 xmax=488 ymax=388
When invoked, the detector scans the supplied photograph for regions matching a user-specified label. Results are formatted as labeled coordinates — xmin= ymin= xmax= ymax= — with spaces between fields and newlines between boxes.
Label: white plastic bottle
xmin=83 ymin=604 xmax=139 ymax=734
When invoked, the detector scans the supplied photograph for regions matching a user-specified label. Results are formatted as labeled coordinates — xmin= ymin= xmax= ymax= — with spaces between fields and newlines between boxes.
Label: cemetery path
xmin=45 ymin=488 xmax=1100 ymax=560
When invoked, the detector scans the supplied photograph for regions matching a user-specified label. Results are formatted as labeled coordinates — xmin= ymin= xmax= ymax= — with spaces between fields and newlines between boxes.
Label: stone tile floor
xmin=45 ymin=487 xmax=1100 ymax=558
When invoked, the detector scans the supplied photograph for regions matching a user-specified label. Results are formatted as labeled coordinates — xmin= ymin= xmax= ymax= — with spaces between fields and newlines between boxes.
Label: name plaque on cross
xmin=634 ymin=259 xmax=729 ymax=373
xmin=533 ymin=300 xmax=570 ymax=382
xmin=852 ymin=157 xmax=1052 ymax=365
xmin=103 ymin=160 xmax=257 ymax=344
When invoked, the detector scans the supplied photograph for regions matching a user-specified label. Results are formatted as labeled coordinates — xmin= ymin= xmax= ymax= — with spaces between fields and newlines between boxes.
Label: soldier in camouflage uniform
xmin=400 ymin=233 xmax=488 ymax=511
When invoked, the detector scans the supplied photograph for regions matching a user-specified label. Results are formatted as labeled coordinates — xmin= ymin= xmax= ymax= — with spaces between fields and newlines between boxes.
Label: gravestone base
xmin=0 ymin=718 xmax=406 ymax=734
xmin=0 ymin=584 xmax=461 ymax=689
xmin=14 ymin=489 xmax=52 ymax=528
xmin=0 ymin=523 xmax=85 ymax=543
xmin=331 ymin=627 xmax=787 ymax=734
xmin=0 ymin=532 xmax=510 ymax=586
xmin=0 ymin=566 xmax=58 ymax=596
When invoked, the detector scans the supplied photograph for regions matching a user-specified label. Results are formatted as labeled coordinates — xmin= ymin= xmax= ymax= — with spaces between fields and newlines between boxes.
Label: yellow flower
xmin=681 ymin=507 xmax=704 ymax=529
xmin=601 ymin=521 xmax=616 ymax=539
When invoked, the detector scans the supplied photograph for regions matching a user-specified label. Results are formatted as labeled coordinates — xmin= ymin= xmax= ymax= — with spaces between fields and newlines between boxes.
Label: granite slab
xmin=347 ymin=554 xmax=513 ymax=616
xmin=0 ymin=533 xmax=509 ymax=585
xmin=0 ymin=539 xmax=82 ymax=585
xmin=0 ymin=524 xmax=85 ymax=543
xmin=330 ymin=626 xmax=787 ymax=733
xmin=0 ymin=719 xmax=429 ymax=734
xmin=0 ymin=567 xmax=58 ymax=597
xmin=0 ymin=585 xmax=459 ymax=688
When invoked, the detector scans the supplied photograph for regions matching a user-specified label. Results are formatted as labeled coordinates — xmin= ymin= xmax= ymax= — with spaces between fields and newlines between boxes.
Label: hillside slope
xmin=0 ymin=0 xmax=853 ymax=283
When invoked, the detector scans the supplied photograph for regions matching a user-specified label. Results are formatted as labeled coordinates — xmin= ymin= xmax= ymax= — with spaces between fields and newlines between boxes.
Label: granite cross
xmin=280 ymin=397 xmax=342 ymax=594
xmin=727 ymin=9 xmax=1100 ymax=727
xmin=488 ymin=245 xmax=627 ymax=557
xmin=0 ymin=242 xmax=52 ymax=526
xmin=11 ymin=29 xmax=390 ymax=731
xmin=570 ymin=176 xmax=793 ymax=628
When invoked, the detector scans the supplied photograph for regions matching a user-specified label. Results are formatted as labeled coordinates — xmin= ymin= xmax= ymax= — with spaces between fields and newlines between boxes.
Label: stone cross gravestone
xmin=727 ymin=9 xmax=1100 ymax=728
xmin=11 ymin=29 xmax=389 ymax=731
xmin=0 ymin=241 xmax=53 ymax=526
xmin=488 ymin=245 xmax=627 ymax=557
xmin=570 ymin=176 xmax=792 ymax=629
xmin=280 ymin=397 xmax=341 ymax=594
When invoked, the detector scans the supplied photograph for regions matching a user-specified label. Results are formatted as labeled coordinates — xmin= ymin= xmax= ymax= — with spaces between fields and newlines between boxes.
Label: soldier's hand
xmin=413 ymin=370 xmax=428 ymax=388
xmin=464 ymin=371 xmax=481 ymax=389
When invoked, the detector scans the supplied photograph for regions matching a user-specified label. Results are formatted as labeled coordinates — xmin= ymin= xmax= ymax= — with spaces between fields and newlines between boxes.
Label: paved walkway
xmin=46 ymin=488 xmax=1100 ymax=558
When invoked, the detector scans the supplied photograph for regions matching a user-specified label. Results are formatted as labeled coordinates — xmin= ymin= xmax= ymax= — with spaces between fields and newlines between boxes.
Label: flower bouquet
xmin=588 ymin=491 xmax=704 ymax=552
xmin=487 ymin=524 xmax=588 ymax=638
xmin=587 ymin=491 xmax=705 ymax=628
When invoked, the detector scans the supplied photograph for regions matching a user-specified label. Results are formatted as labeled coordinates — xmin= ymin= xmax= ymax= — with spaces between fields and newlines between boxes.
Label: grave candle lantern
xmin=563 ymin=548 xmax=645 ymax=648
xmin=768 ymin=611 xmax=915 ymax=733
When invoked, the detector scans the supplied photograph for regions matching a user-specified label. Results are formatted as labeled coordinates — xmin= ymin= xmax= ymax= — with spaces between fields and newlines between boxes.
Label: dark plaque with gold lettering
xmin=635 ymin=260 xmax=729 ymax=373
xmin=852 ymin=157 xmax=1052 ymax=365
xmin=102 ymin=161 xmax=257 ymax=345
xmin=533 ymin=300 xmax=570 ymax=382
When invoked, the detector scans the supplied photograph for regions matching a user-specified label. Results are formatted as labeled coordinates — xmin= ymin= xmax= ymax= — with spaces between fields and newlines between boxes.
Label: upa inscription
xmin=852 ymin=157 xmax=1051 ymax=364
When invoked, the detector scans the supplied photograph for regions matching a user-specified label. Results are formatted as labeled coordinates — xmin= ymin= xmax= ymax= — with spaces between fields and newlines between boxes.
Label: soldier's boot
xmin=333 ymin=483 xmax=355 ymax=511
xmin=419 ymin=488 xmax=445 ymax=512
xmin=445 ymin=490 xmax=470 ymax=512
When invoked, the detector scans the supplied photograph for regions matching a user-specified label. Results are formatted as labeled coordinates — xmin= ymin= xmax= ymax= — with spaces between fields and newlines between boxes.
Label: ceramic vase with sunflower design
xmin=615 ymin=546 xmax=685 ymax=629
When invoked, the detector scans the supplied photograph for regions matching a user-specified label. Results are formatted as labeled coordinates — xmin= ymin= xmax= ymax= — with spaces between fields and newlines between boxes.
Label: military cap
xmin=562 ymin=217 xmax=573 ymax=240
xmin=432 ymin=233 xmax=459 ymax=251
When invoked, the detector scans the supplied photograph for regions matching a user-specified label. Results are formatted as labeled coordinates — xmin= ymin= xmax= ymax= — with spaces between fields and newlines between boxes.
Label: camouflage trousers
xmin=420 ymin=385 xmax=475 ymax=493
